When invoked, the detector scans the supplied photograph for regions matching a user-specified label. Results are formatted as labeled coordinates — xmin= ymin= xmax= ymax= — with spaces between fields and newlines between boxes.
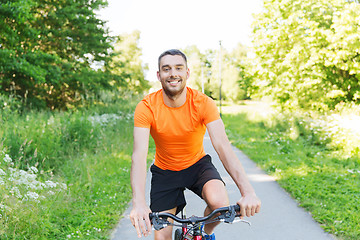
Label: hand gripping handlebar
xmin=149 ymin=204 xmax=241 ymax=231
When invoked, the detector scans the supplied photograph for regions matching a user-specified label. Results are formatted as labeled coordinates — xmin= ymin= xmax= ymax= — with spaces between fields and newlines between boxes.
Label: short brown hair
xmin=158 ymin=49 xmax=187 ymax=70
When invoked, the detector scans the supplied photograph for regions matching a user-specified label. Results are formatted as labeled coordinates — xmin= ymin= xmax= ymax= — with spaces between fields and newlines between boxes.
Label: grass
xmin=2 ymin=94 xmax=358 ymax=239
xmin=0 ymin=94 xmax=155 ymax=239
xmin=222 ymin=102 xmax=360 ymax=240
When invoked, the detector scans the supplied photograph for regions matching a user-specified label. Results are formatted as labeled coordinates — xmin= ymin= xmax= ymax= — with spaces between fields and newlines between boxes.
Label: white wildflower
xmin=10 ymin=187 xmax=22 ymax=199
xmin=25 ymin=191 xmax=39 ymax=200
xmin=3 ymin=154 xmax=12 ymax=163
xmin=45 ymin=180 xmax=57 ymax=188
xmin=29 ymin=166 xmax=38 ymax=174
xmin=0 ymin=168 xmax=5 ymax=175
xmin=27 ymin=181 xmax=44 ymax=190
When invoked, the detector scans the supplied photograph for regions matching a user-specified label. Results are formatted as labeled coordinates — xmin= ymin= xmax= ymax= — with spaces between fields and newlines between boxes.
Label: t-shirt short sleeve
xmin=134 ymin=101 xmax=152 ymax=128
xmin=202 ymin=97 xmax=220 ymax=125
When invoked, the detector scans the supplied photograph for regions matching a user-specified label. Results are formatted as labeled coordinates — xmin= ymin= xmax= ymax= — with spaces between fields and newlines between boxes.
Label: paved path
xmin=111 ymin=134 xmax=336 ymax=240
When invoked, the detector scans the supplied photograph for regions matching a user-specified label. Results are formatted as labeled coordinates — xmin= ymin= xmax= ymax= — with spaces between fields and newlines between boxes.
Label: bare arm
xmin=130 ymin=127 xmax=152 ymax=237
xmin=206 ymin=119 xmax=261 ymax=217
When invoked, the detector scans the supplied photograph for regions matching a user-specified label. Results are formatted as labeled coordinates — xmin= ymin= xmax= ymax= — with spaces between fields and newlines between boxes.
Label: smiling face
xmin=157 ymin=54 xmax=190 ymax=99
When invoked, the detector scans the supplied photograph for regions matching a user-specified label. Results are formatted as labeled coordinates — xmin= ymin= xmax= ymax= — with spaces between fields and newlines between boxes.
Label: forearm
xmin=217 ymin=143 xmax=256 ymax=197
xmin=207 ymin=119 xmax=256 ymax=197
xmin=130 ymin=151 xmax=152 ymax=238
xmin=130 ymin=152 xmax=148 ymax=205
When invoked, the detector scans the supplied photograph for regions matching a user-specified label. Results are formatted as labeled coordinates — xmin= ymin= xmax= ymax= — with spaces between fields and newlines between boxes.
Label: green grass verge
xmin=223 ymin=108 xmax=359 ymax=240
xmin=0 ymin=96 xmax=155 ymax=239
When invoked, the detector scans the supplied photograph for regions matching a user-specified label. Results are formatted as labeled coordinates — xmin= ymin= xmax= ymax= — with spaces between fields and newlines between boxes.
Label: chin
xmin=164 ymin=86 xmax=186 ymax=98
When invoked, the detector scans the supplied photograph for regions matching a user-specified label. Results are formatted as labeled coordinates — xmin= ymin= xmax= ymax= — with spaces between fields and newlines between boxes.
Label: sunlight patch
xmin=248 ymin=173 xmax=276 ymax=182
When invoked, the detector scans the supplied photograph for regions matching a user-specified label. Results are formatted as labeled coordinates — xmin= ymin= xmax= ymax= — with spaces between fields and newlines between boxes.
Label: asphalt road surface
xmin=111 ymin=133 xmax=336 ymax=240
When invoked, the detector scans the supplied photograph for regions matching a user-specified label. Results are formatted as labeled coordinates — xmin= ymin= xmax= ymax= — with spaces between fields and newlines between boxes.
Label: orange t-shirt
xmin=134 ymin=87 xmax=220 ymax=171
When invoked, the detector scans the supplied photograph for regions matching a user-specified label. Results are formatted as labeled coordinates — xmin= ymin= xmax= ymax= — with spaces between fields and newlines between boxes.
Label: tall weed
xmin=0 ymin=93 xmax=145 ymax=239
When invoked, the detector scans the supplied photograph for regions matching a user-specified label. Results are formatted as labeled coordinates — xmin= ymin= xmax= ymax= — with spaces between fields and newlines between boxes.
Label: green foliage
xmin=252 ymin=0 xmax=360 ymax=111
xmin=182 ymin=44 xmax=254 ymax=102
xmin=223 ymin=103 xmax=360 ymax=239
xmin=109 ymin=30 xmax=150 ymax=94
xmin=182 ymin=46 xmax=207 ymax=92
xmin=0 ymin=150 xmax=67 ymax=239
xmin=0 ymin=0 xmax=128 ymax=109
xmin=0 ymin=94 xmax=23 ymax=117
xmin=0 ymin=97 xmax=154 ymax=239
xmin=0 ymin=109 xmax=101 ymax=171
xmin=225 ymin=43 xmax=254 ymax=101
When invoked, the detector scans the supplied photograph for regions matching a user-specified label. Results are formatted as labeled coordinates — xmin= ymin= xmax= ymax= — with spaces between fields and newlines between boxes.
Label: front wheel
xmin=174 ymin=228 xmax=183 ymax=240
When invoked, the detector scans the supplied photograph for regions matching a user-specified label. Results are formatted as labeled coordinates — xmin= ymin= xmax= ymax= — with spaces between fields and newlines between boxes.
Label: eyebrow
xmin=161 ymin=64 xmax=185 ymax=69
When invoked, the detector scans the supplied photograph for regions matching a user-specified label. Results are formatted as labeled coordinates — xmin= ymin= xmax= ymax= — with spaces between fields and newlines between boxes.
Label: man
xmin=130 ymin=49 xmax=261 ymax=240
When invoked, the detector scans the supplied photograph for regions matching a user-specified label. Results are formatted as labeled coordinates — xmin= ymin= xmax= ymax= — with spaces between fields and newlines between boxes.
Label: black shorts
xmin=150 ymin=154 xmax=224 ymax=215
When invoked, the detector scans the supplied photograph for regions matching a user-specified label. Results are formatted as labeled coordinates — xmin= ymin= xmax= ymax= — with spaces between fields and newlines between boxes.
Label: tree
xmin=252 ymin=0 xmax=360 ymax=111
xmin=182 ymin=45 xmax=202 ymax=91
xmin=183 ymin=45 xmax=253 ymax=102
xmin=228 ymin=43 xmax=254 ymax=101
xmin=0 ymin=0 xmax=122 ymax=109
xmin=109 ymin=31 xmax=150 ymax=94
xmin=208 ymin=45 xmax=253 ymax=102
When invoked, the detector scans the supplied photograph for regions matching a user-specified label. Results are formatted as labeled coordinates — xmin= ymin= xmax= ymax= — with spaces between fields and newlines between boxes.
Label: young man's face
xmin=157 ymin=55 xmax=190 ymax=98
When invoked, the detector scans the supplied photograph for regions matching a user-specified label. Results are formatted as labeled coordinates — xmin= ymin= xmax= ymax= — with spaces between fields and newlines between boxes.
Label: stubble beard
xmin=162 ymin=78 xmax=185 ymax=100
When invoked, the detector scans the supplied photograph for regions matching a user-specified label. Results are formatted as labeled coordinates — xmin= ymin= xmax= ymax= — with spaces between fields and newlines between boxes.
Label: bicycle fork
xmin=193 ymin=226 xmax=202 ymax=240
xmin=180 ymin=209 xmax=203 ymax=240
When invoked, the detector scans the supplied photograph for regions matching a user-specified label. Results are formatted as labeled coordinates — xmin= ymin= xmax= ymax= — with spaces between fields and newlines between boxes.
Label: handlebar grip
xmin=233 ymin=204 xmax=240 ymax=212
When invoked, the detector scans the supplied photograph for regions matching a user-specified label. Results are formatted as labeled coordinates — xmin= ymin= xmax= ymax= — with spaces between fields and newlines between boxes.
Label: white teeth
xmin=168 ymin=80 xmax=180 ymax=84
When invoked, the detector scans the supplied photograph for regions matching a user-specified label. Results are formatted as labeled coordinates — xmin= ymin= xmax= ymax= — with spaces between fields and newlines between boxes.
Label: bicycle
xmin=149 ymin=204 xmax=251 ymax=240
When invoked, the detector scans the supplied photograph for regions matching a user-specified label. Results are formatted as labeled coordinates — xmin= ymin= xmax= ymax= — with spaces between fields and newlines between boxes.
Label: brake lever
xmin=233 ymin=218 xmax=252 ymax=226
xmin=224 ymin=205 xmax=237 ymax=223
xmin=151 ymin=214 xmax=170 ymax=231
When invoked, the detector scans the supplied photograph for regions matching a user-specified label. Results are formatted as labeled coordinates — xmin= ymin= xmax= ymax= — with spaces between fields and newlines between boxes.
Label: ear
xmin=157 ymin=71 xmax=161 ymax=81
xmin=186 ymin=68 xmax=190 ymax=79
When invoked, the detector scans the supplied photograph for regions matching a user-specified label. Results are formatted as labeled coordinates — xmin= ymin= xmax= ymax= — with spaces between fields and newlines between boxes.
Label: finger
xmin=139 ymin=217 xmax=148 ymax=237
xmin=256 ymin=203 xmax=261 ymax=213
xmin=130 ymin=215 xmax=136 ymax=227
xmin=251 ymin=206 xmax=256 ymax=216
xmin=246 ymin=207 xmax=251 ymax=217
xmin=240 ymin=205 xmax=246 ymax=218
xmin=247 ymin=205 xmax=253 ymax=217
xmin=134 ymin=218 xmax=142 ymax=238
xmin=145 ymin=215 xmax=152 ymax=235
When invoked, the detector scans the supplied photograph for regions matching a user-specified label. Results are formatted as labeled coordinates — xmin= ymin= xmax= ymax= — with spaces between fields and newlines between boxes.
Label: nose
xmin=169 ymin=69 xmax=178 ymax=78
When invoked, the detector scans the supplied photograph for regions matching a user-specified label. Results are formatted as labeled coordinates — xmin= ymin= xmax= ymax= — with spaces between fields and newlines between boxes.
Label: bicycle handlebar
xmin=149 ymin=204 xmax=241 ymax=230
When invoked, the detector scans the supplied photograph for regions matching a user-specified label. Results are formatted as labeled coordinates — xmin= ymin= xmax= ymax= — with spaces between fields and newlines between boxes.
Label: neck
xmin=162 ymin=87 xmax=187 ymax=108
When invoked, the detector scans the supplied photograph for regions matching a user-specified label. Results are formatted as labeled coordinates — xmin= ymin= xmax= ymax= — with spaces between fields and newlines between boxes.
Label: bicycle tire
xmin=174 ymin=228 xmax=183 ymax=240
